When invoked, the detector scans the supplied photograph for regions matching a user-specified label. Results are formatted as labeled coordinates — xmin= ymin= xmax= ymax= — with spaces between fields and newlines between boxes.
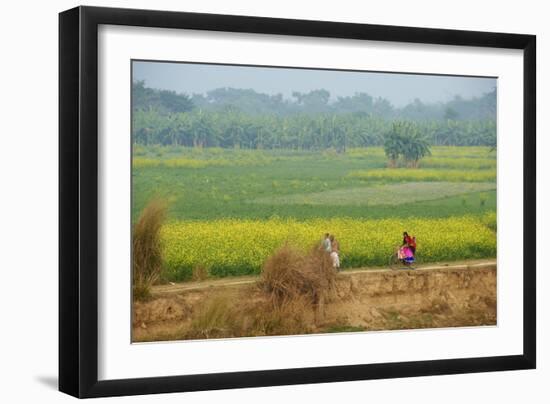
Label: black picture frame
xmin=59 ymin=5 xmax=536 ymax=398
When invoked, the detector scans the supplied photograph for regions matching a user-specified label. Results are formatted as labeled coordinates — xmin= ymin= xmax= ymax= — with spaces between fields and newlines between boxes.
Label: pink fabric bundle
xmin=398 ymin=246 xmax=413 ymax=259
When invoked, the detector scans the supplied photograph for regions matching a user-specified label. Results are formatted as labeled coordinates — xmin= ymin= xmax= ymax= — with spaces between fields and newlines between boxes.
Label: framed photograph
xmin=59 ymin=6 xmax=536 ymax=398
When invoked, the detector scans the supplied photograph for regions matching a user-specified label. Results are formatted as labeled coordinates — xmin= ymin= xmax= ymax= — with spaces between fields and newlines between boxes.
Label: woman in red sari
xmin=400 ymin=232 xmax=415 ymax=264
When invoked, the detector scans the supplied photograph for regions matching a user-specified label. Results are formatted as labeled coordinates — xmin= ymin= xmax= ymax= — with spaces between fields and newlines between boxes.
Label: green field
xmin=132 ymin=145 xmax=497 ymax=281
xmin=132 ymin=146 xmax=496 ymax=221
xmin=252 ymin=182 xmax=495 ymax=206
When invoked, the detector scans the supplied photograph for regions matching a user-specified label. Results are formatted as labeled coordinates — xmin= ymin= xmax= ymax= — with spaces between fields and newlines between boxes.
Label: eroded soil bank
xmin=133 ymin=262 xmax=496 ymax=342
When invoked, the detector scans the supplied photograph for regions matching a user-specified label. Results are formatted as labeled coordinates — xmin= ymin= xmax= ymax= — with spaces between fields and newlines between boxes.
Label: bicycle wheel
xmin=410 ymin=253 xmax=419 ymax=268
xmin=388 ymin=252 xmax=400 ymax=270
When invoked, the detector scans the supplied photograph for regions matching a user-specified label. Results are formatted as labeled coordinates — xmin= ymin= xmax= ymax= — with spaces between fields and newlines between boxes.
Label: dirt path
xmin=152 ymin=258 xmax=496 ymax=296
xmin=135 ymin=258 xmax=497 ymax=342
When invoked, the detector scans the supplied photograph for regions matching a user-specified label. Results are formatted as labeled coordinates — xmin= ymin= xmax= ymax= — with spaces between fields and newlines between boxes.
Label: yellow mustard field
xmin=161 ymin=215 xmax=496 ymax=281
xmin=348 ymin=168 xmax=496 ymax=182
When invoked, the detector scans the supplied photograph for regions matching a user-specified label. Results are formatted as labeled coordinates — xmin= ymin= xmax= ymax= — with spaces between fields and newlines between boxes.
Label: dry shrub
xmin=247 ymin=296 xmax=314 ymax=336
xmin=185 ymin=291 xmax=314 ymax=339
xmin=260 ymin=243 xmax=337 ymax=308
xmin=185 ymin=244 xmax=337 ymax=340
xmin=186 ymin=295 xmax=239 ymax=339
xmin=133 ymin=199 xmax=167 ymax=301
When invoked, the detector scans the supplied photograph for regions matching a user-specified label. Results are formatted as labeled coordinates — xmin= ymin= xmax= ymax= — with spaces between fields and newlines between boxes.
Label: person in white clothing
xmin=329 ymin=235 xmax=340 ymax=270
xmin=322 ymin=233 xmax=332 ymax=253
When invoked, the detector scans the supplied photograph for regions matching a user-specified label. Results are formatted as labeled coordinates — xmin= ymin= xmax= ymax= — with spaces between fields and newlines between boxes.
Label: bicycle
xmin=388 ymin=245 xmax=418 ymax=270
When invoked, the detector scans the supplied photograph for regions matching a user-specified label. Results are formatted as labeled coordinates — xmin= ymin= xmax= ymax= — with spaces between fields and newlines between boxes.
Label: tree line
xmin=132 ymin=81 xmax=496 ymax=150
xmin=133 ymin=81 xmax=496 ymax=121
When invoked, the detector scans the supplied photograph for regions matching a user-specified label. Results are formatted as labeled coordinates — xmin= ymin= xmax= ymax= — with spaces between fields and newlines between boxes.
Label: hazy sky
xmin=133 ymin=61 xmax=496 ymax=107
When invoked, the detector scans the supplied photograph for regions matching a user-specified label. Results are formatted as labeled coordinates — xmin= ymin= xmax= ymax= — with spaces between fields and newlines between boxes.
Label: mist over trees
xmin=132 ymin=80 xmax=496 ymax=149
xmin=132 ymin=81 xmax=194 ymax=114
xmin=183 ymin=83 xmax=496 ymax=121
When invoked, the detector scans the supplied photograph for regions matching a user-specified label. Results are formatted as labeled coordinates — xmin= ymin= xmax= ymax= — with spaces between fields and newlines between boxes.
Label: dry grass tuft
xmin=133 ymin=198 xmax=167 ymax=301
xmin=185 ymin=291 xmax=314 ymax=339
xmin=248 ymin=296 xmax=314 ymax=336
xmin=184 ymin=243 xmax=338 ymax=339
xmin=260 ymin=243 xmax=337 ymax=308
xmin=186 ymin=295 xmax=238 ymax=339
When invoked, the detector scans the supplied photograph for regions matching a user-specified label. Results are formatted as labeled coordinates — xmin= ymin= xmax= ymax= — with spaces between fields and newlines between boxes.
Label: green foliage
xmin=403 ymin=132 xmax=431 ymax=167
xmin=132 ymin=108 xmax=496 ymax=150
xmin=383 ymin=121 xmax=431 ymax=167
xmin=444 ymin=107 xmax=459 ymax=120
xmin=383 ymin=125 xmax=403 ymax=164
xmin=132 ymin=81 xmax=497 ymax=150
xmin=132 ymin=80 xmax=194 ymax=113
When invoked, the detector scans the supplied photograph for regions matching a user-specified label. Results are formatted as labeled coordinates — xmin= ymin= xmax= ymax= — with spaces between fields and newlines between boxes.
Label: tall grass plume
xmin=133 ymin=198 xmax=167 ymax=301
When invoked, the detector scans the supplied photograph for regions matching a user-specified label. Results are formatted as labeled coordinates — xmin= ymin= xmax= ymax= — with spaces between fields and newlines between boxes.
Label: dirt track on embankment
xmin=132 ymin=259 xmax=496 ymax=342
